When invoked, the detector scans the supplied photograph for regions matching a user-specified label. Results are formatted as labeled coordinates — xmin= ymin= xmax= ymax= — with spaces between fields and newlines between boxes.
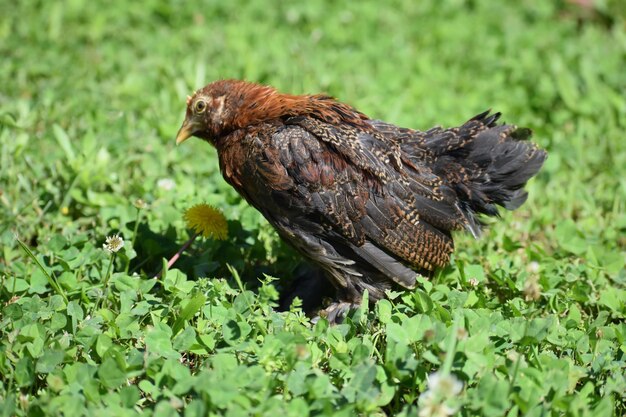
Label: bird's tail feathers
xmin=429 ymin=111 xmax=546 ymax=236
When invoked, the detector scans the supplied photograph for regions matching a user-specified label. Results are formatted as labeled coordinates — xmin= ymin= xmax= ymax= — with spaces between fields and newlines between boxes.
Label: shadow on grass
xmin=128 ymin=219 xmax=310 ymax=299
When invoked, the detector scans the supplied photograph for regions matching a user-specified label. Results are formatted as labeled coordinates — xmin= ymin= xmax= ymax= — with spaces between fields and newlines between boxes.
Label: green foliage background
xmin=1 ymin=0 xmax=625 ymax=416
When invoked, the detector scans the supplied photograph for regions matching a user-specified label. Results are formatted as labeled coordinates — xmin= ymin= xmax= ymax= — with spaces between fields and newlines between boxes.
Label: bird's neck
xmin=226 ymin=83 xmax=370 ymax=132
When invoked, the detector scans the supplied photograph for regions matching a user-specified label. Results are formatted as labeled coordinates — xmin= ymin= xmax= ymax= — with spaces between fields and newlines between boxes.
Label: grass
xmin=1 ymin=0 xmax=625 ymax=415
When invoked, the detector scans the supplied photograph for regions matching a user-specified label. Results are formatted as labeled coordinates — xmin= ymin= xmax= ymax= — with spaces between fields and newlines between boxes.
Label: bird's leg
xmin=279 ymin=264 xmax=362 ymax=324
xmin=315 ymin=301 xmax=360 ymax=324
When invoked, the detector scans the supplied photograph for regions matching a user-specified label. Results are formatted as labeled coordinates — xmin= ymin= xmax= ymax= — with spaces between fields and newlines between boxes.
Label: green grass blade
xmin=172 ymin=293 xmax=207 ymax=335
xmin=15 ymin=236 xmax=68 ymax=303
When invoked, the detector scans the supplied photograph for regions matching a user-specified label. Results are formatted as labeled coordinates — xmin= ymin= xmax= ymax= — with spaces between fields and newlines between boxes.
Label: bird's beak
xmin=175 ymin=120 xmax=197 ymax=145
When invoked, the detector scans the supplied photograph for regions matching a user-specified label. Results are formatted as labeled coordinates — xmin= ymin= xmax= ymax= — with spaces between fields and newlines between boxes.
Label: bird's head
xmin=175 ymin=80 xmax=246 ymax=146
xmin=176 ymin=79 xmax=369 ymax=146
xmin=176 ymin=79 xmax=293 ymax=147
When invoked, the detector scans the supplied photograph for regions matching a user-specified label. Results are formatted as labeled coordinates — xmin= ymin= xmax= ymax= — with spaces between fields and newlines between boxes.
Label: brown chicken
xmin=176 ymin=80 xmax=546 ymax=322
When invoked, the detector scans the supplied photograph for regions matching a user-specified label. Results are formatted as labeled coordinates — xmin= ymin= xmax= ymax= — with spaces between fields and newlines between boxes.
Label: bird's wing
xmin=263 ymin=117 xmax=463 ymax=287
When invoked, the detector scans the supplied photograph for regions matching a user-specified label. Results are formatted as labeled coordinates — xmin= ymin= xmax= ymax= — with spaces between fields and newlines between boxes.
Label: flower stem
xmin=125 ymin=206 xmax=143 ymax=274
xmin=98 ymin=252 xmax=116 ymax=310
xmin=154 ymin=232 xmax=199 ymax=279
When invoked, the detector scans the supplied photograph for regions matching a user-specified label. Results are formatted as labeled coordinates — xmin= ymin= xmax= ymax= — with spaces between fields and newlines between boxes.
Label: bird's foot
xmin=313 ymin=301 xmax=360 ymax=324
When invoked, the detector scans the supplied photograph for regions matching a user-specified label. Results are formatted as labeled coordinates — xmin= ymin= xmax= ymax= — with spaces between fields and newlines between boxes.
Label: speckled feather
xmin=179 ymin=80 xmax=546 ymax=306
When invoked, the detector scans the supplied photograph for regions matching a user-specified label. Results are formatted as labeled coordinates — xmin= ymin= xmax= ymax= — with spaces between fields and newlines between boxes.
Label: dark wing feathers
xmin=277 ymin=118 xmax=459 ymax=283
xmin=224 ymin=110 xmax=544 ymax=297
xmin=351 ymin=241 xmax=418 ymax=289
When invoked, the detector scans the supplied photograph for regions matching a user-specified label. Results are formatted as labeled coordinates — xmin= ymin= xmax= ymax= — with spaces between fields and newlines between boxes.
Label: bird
xmin=175 ymin=79 xmax=546 ymax=322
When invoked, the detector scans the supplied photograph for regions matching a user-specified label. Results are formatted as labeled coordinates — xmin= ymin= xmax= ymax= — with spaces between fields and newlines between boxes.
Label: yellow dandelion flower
xmin=184 ymin=203 xmax=228 ymax=240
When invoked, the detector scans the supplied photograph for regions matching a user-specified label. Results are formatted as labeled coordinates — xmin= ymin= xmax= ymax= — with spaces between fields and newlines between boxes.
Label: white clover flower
xmin=418 ymin=372 xmax=464 ymax=417
xmin=527 ymin=261 xmax=540 ymax=274
xmin=523 ymin=274 xmax=541 ymax=301
xmin=468 ymin=277 xmax=479 ymax=287
xmin=418 ymin=397 xmax=456 ymax=417
xmin=103 ymin=233 xmax=124 ymax=253
xmin=157 ymin=178 xmax=175 ymax=191
xmin=426 ymin=372 xmax=463 ymax=397
xmin=133 ymin=198 xmax=148 ymax=209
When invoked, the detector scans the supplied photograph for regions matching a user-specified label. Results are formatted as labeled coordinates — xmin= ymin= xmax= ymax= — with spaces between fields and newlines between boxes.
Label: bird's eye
xmin=194 ymin=100 xmax=207 ymax=113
